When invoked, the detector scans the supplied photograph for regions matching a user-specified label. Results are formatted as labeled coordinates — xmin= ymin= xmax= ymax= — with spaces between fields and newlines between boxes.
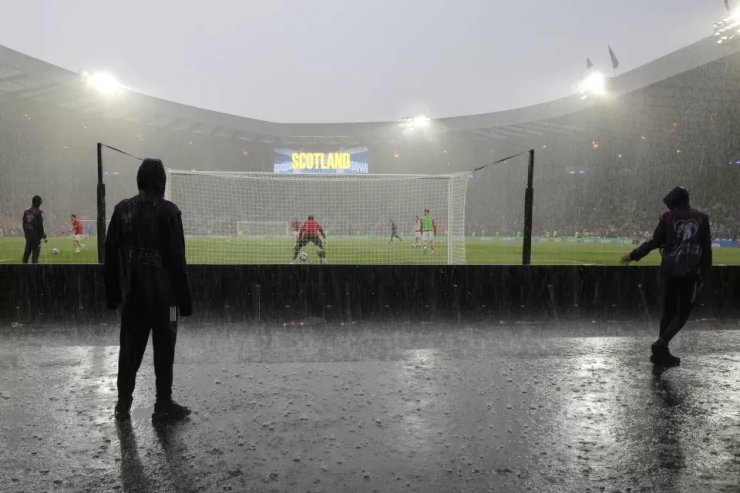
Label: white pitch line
xmin=0 ymin=259 xmax=13 ymax=262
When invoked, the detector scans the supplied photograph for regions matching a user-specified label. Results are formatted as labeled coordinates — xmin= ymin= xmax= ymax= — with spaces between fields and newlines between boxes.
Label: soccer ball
xmin=51 ymin=248 xmax=60 ymax=255
xmin=298 ymin=251 xmax=309 ymax=262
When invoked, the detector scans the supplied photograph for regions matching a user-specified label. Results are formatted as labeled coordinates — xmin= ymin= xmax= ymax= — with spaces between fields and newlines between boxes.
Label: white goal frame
xmin=165 ymin=170 xmax=469 ymax=264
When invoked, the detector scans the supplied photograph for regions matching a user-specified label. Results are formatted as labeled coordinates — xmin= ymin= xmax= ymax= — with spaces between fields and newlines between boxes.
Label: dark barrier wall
xmin=1 ymin=265 xmax=738 ymax=324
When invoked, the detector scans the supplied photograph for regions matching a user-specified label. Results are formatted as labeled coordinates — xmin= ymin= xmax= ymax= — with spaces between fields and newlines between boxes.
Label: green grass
xmin=1 ymin=236 xmax=739 ymax=265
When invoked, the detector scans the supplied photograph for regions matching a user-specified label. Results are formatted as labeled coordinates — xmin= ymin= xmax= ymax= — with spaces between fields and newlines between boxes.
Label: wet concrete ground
xmin=0 ymin=320 xmax=738 ymax=492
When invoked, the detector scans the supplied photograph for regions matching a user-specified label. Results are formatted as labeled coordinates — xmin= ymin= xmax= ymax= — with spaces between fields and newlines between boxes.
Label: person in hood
xmin=22 ymin=195 xmax=47 ymax=263
xmin=620 ymin=187 xmax=712 ymax=367
xmin=104 ymin=158 xmax=193 ymax=422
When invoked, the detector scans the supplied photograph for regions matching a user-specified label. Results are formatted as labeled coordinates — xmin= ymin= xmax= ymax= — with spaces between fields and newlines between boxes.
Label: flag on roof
xmin=608 ymin=45 xmax=619 ymax=70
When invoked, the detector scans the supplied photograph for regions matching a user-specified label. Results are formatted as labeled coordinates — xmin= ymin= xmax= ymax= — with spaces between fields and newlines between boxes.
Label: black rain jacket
xmin=629 ymin=187 xmax=712 ymax=279
xmin=22 ymin=207 xmax=45 ymax=242
xmin=103 ymin=159 xmax=192 ymax=315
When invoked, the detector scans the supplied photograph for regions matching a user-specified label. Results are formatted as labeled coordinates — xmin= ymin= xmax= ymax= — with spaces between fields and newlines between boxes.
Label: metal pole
xmin=253 ymin=283 xmax=262 ymax=323
xmin=96 ymin=143 xmax=106 ymax=264
xmin=522 ymin=149 xmax=535 ymax=265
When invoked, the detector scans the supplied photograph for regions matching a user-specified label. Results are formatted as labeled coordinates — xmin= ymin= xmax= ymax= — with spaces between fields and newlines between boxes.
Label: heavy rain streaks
xmin=1 ymin=2 xmax=740 ymax=492
xmin=0 ymin=322 xmax=739 ymax=491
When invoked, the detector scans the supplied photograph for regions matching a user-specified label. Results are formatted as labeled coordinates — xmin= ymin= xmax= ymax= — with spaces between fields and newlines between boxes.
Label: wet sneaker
xmin=651 ymin=353 xmax=680 ymax=367
xmin=650 ymin=343 xmax=681 ymax=367
xmin=664 ymin=349 xmax=681 ymax=366
xmin=114 ymin=400 xmax=132 ymax=421
xmin=151 ymin=400 xmax=191 ymax=423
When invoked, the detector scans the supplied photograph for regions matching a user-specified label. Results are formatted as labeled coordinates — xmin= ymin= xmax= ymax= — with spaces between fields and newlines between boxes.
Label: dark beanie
xmin=32 ymin=195 xmax=42 ymax=207
xmin=136 ymin=158 xmax=166 ymax=197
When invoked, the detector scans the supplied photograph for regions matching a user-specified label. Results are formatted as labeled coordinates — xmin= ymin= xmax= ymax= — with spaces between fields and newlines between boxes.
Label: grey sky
xmin=0 ymin=0 xmax=729 ymax=123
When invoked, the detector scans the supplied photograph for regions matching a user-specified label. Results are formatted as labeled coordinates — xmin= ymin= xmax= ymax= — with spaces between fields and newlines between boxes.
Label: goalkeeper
xmin=293 ymin=215 xmax=327 ymax=264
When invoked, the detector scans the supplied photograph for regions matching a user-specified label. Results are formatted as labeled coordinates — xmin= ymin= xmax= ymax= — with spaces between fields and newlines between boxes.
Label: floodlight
xmin=82 ymin=71 xmax=126 ymax=95
xmin=713 ymin=9 xmax=740 ymax=43
xmin=412 ymin=115 xmax=431 ymax=128
xmin=579 ymin=72 xmax=606 ymax=98
xmin=398 ymin=114 xmax=432 ymax=130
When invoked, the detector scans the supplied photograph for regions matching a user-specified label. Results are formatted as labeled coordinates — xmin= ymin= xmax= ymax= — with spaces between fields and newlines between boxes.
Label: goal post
xmin=165 ymin=170 xmax=469 ymax=265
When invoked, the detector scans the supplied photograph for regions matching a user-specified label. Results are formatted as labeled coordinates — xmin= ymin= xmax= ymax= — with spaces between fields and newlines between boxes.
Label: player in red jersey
xmin=292 ymin=215 xmax=327 ymax=264
xmin=70 ymin=214 xmax=84 ymax=253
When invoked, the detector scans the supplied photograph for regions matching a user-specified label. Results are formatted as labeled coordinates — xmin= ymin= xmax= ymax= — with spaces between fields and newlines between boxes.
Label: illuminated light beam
xmin=713 ymin=9 xmax=740 ymax=43
xmin=398 ymin=114 xmax=432 ymax=130
xmin=81 ymin=71 xmax=127 ymax=95
xmin=578 ymin=71 xmax=607 ymax=99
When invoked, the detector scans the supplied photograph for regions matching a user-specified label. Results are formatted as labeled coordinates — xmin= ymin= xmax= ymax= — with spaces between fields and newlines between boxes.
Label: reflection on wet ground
xmin=0 ymin=321 xmax=738 ymax=492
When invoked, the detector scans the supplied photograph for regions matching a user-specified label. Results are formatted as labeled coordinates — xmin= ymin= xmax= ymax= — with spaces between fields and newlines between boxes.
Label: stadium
xmin=2 ymin=6 xmax=740 ymax=492
xmin=2 ymin=30 xmax=739 ymax=323
xmin=1 ymin=35 xmax=739 ymax=266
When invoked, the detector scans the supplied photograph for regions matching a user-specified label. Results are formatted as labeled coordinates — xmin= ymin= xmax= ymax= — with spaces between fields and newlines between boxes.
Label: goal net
xmin=237 ymin=221 xmax=290 ymax=237
xmin=165 ymin=170 xmax=469 ymax=265
xmin=79 ymin=219 xmax=106 ymax=237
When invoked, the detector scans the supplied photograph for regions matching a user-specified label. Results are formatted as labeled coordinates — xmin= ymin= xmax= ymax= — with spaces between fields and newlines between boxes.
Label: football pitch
xmin=1 ymin=236 xmax=739 ymax=265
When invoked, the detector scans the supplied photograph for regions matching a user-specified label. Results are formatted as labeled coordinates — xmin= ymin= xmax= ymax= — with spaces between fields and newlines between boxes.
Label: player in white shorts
xmin=413 ymin=216 xmax=422 ymax=247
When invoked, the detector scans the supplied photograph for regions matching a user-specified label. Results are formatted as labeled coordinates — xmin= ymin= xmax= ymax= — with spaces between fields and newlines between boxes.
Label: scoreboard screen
xmin=274 ymin=147 xmax=369 ymax=174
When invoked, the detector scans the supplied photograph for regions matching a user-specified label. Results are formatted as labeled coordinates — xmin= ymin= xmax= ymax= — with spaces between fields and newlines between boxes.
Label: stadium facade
xmin=1 ymin=36 xmax=739 ymax=239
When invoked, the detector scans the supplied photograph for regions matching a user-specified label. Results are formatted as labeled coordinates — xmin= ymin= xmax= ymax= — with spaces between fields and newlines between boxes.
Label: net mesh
xmin=237 ymin=221 xmax=290 ymax=237
xmin=79 ymin=219 xmax=105 ymax=237
xmin=165 ymin=170 xmax=469 ymax=264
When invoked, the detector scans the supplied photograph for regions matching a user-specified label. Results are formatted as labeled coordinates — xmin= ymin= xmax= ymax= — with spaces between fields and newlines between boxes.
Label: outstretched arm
xmin=621 ymin=218 xmax=666 ymax=263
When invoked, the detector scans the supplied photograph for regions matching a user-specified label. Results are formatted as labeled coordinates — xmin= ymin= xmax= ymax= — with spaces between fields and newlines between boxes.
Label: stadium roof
xmin=1 ymin=35 xmax=739 ymax=147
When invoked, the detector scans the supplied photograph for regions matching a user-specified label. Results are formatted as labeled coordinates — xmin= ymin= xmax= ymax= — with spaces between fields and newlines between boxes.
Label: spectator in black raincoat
xmin=104 ymin=158 xmax=193 ymax=422
xmin=22 ymin=195 xmax=47 ymax=263
xmin=621 ymin=187 xmax=712 ymax=367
